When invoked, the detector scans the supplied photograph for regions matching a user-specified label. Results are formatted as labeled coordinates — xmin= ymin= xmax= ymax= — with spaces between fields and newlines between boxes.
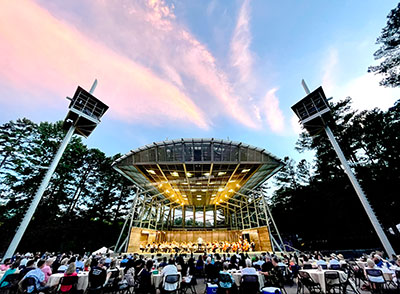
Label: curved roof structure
xmin=112 ymin=138 xmax=283 ymax=206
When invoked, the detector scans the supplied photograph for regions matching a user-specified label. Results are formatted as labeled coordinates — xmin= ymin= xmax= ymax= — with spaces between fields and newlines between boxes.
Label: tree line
xmin=0 ymin=119 xmax=135 ymax=254
xmin=269 ymin=97 xmax=400 ymax=252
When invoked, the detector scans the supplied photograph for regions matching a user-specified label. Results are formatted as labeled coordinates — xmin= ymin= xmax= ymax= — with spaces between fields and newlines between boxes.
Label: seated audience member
xmin=58 ymin=258 xmax=69 ymax=273
xmin=104 ymin=254 xmax=111 ymax=268
xmin=205 ymin=257 xmax=218 ymax=281
xmin=218 ymin=262 xmax=235 ymax=291
xmin=0 ymin=259 xmax=11 ymax=271
xmin=372 ymin=255 xmax=384 ymax=268
xmin=241 ymin=259 xmax=257 ymax=275
xmin=21 ymin=259 xmax=50 ymax=293
xmin=136 ymin=260 xmax=153 ymax=294
xmin=120 ymin=255 xmax=129 ymax=268
xmin=123 ymin=259 xmax=135 ymax=287
xmin=328 ymin=255 xmax=340 ymax=267
xmin=316 ymin=255 xmax=327 ymax=266
xmin=60 ymin=263 xmax=78 ymax=293
xmin=365 ymin=259 xmax=385 ymax=284
xmin=42 ymin=258 xmax=54 ymax=283
xmin=19 ymin=260 xmax=36 ymax=280
xmin=84 ymin=258 xmax=92 ymax=272
xmin=75 ymin=256 xmax=84 ymax=270
xmin=0 ymin=261 xmax=20 ymax=288
xmin=261 ymin=256 xmax=273 ymax=272
xmin=161 ymin=259 xmax=178 ymax=292
xmin=89 ymin=259 xmax=107 ymax=289
xmin=158 ymin=257 xmax=168 ymax=269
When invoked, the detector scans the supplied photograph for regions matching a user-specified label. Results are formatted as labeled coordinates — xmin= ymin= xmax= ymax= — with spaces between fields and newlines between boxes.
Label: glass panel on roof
xmin=213 ymin=143 xmax=222 ymax=161
xmin=230 ymin=145 xmax=239 ymax=161
xmin=222 ymin=145 xmax=230 ymax=161
xmin=240 ymin=147 xmax=248 ymax=161
xmin=194 ymin=143 xmax=202 ymax=161
xmin=202 ymin=143 xmax=211 ymax=161
xmin=184 ymin=143 xmax=193 ymax=161
xmin=148 ymin=148 xmax=156 ymax=162
xmin=173 ymin=144 xmax=183 ymax=161
xmin=166 ymin=145 xmax=173 ymax=161
xmin=158 ymin=146 xmax=166 ymax=161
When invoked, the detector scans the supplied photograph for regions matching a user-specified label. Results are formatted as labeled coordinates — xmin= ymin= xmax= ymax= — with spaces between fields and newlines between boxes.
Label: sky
xmin=0 ymin=0 xmax=399 ymax=163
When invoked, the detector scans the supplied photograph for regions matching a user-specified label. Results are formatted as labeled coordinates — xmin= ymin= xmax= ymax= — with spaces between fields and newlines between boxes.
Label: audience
xmin=0 ymin=261 xmax=20 ymax=287
xmin=1 ymin=248 xmax=398 ymax=294
xmin=60 ymin=263 xmax=78 ymax=292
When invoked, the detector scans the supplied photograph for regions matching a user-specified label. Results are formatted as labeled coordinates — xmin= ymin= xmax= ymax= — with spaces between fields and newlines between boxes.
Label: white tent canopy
xmin=92 ymin=247 xmax=113 ymax=255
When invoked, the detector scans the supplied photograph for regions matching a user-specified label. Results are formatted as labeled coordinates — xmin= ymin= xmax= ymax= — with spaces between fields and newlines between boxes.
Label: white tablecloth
xmin=300 ymin=269 xmax=348 ymax=293
xmin=47 ymin=272 xmax=89 ymax=291
xmin=231 ymin=272 xmax=265 ymax=291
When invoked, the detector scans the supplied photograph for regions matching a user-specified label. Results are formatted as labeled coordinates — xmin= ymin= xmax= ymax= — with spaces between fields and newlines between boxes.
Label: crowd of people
xmin=0 ymin=249 xmax=399 ymax=293
xmin=140 ymin=239 xmax=255 ymax=253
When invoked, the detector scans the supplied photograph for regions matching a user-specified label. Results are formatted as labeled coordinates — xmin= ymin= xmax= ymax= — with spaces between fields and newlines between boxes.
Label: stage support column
xmin=182 ymin=205 xmax=185 ymax=228
xmin=214 ymin=205 xmax=216 ymax=228
xmin=193 ymin=206 xmax=196 ymax=228
xmin=203 ymin=206 xmax=206 ymax=228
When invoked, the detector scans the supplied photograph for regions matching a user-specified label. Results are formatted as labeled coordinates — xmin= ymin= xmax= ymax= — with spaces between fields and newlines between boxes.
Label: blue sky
xmin=0 ymin=0 xmax=399 ymax=163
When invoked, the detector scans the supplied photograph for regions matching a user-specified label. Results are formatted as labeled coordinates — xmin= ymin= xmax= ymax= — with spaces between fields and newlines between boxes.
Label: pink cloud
xmin=230 ymin=0 xmax=253 ymax=85
xmin=1 ymin=0 xmax=281 ymax=131
xmin=0 ymin=0 xmax=209 ymax=129
xmin=263 ymin=88 xmax=285 ymax=133
xmin=35 ymin=0 xmax=263 ymax=129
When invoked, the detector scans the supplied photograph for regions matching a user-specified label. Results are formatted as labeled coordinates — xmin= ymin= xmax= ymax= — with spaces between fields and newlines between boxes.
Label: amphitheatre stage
xmin=112 ymin=139 xmax=285 ymax=254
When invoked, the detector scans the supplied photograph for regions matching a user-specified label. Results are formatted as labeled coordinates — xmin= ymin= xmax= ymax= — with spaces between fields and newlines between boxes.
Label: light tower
xmin=3 ymin=80 xmax=109 ymax=260
xmin=291 ymin=80 xmax=395 ymax=257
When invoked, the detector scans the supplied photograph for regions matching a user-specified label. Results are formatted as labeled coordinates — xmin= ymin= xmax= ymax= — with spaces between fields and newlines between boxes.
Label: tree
xmin=368 ymin=2 xmax=400 ymax=87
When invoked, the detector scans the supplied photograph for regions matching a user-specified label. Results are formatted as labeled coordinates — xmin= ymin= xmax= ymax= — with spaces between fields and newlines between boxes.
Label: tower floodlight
xmin=3 ymin=80 xmax=108 ymax=260
xmin=291 ymin=80 xmax=395 ymax=257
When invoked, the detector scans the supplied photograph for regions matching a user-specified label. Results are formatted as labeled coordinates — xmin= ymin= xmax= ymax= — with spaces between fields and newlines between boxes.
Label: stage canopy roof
xmin=112 ymin=138 xmax=283 ymax=207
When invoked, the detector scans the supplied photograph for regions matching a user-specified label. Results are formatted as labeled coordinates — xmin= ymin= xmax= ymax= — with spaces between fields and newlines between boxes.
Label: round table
xmin=47 ymin=272 xmax=89 ymax=291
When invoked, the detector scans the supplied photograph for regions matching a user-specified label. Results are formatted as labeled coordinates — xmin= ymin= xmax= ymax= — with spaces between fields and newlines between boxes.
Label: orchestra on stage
xmin=139 ymin=238 xmax=255 ymax=254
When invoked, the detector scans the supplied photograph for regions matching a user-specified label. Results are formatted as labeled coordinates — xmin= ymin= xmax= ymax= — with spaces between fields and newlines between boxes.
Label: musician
xmin=197 ymin=237 xmax=203 ymax=251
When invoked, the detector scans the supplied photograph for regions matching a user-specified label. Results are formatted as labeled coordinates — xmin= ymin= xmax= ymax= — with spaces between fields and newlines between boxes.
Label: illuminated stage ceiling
xmin=112 ymin=138 xmax=283 ymax=206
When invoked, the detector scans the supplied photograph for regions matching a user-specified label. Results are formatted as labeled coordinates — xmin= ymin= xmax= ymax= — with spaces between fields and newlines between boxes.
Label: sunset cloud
xmin=263 ymin=88 xmax=285 ymax=133
xmin=230 ymin=0 xmax=253 ymax=85
xmin=0 ymin=0 xmax=209 ymax=128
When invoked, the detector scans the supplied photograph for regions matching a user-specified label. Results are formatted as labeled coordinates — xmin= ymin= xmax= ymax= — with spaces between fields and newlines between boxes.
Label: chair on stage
xmin=329 ymin=264 xmax=340 ymax=270
xmin=302 ymin=264 xmax=312 ymax=270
